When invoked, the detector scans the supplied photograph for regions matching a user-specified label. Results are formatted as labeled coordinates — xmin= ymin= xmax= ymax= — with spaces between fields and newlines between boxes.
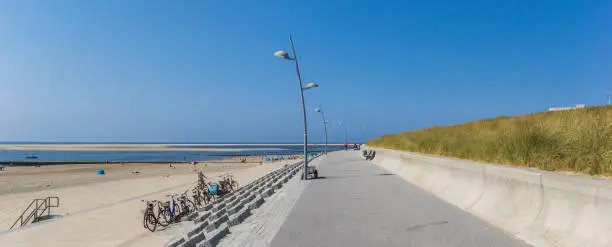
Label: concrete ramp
xmin=366 ymin=147 xmax=612 ymax=247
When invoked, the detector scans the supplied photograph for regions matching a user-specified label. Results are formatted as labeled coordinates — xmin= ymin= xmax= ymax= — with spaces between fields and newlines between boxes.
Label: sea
xmin=0 ymin=143 xmax=346 ymax=162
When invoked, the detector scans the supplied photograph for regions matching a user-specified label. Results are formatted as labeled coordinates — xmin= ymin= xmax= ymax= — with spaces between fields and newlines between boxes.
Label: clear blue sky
xmin=0 ymin=1 xmax=610 ymax=143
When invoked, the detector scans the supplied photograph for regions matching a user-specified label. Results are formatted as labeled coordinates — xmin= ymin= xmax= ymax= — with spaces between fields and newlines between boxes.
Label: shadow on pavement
xmin=405 ymin=221 xmax=449 ymax=232
xmin=313 ymin=175 xmax=364 ymax=180
xmin=313 ymin=174 xmax=396 ymax=180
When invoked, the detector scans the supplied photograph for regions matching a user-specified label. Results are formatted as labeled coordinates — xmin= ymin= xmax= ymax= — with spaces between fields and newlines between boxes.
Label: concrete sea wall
xmin=364 ymin=147 xmax=612 ymax=247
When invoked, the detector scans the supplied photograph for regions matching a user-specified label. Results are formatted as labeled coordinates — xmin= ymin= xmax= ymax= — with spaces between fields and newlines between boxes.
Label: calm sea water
xmin=0 ymin=144 xmax=344 ymax=162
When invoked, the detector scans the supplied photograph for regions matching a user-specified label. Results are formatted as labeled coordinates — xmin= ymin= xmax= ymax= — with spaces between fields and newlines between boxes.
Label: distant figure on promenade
xmin=344 ymin=142 xmax=348 ymax=151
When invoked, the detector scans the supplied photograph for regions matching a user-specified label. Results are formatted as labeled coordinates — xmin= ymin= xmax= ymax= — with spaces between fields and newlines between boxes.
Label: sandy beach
xmin=0 ymin=155 xmax=299 ymax=247
xmin=0 ymin=160 xmax=259 ymax=195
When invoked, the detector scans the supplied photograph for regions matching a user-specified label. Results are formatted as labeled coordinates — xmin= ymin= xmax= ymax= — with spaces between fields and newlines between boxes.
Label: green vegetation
xmin=367 ymin=106 xmax=612 ymax=176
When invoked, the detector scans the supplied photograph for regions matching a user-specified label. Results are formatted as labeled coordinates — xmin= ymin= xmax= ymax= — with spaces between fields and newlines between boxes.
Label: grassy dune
xmin=367 ymin=105 xmax=612 ymax=176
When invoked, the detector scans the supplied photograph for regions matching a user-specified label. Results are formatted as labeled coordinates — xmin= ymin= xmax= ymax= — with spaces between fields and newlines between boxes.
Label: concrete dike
xmin=364 ymin=146 xmax=612 ymax=247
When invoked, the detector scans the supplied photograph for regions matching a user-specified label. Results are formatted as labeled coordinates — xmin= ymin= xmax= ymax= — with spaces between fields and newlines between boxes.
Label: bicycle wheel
xmin=231 ymin=181 xmax=239 ymax=191
xmin=222 ymin=183 xmax=231 ymax=193
xmin=144 ymin=213 xmax=157 ymax=232
xmin=193 ymin=194 xmax=201 ymax=208
xmin=178 ymin=200 xmax=188 ymax=215
xmin=203 ymin=192 xmax=212 ymax=205
xmin=157 ymin=209 xmax=170 ymax=227
xmin=185 ymin=199 xmax=196 ymax=213
xmin=142 ymin=211 xmax=148 ymax=229
xmin=142 ymin=210 xmax=148 ymax=229
xmin=173 ymin=203 xmax=182 ymax=220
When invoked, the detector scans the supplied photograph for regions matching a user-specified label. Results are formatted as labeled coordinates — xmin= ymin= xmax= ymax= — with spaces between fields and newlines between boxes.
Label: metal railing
xmin=10 ymin=196 xmax=60 ymax=230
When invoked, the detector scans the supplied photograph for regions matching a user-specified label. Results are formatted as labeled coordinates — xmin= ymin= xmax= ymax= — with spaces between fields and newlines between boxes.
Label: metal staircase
xmin=10 ymin=197 xmax=60 ymax=230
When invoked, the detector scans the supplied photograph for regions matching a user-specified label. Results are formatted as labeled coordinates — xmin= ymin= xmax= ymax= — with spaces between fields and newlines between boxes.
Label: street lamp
xmin=314 ymin=106 xmax=329 ymax=155
xmin=339 ymin=121 xmax=349 ymax=149
xmin=275 ymin=35 xmax=318 ymax=180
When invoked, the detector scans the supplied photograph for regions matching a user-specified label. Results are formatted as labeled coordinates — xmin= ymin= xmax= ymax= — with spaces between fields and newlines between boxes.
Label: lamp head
xmin=274 ymin=50 xmax=292 ymax=60
xmin=303 ymin=82 xmax=319 ymax=91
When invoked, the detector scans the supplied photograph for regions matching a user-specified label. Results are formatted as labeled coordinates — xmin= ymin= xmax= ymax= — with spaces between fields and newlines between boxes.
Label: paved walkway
xmin=270 ymin=151 xmax=531 ymax=247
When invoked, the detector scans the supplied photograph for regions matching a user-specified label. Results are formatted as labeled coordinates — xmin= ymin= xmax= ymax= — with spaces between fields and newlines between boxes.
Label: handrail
xmin=46 ymin=196 xmax=60 ymax=208
xmin=20 ymin=199 xmax=44 ymax=227
xmin=9 ymin=197 xmax=60 ymax=230
xmin=9 ymin=199 xmax=38 ymax=230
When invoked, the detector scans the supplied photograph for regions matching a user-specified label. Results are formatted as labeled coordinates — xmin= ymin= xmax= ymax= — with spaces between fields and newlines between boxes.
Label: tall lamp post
xmin=275 ymin=35 xmax=319 ymax=180
xmin=339 ymin=121 xmax=349 ymax=149
xmin=314 ymin=106 xmax=329 ymax=155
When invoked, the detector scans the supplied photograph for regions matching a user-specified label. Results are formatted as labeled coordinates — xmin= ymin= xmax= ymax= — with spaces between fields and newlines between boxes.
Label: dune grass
xmin=367 ymin=105 xmax=612 ymax=176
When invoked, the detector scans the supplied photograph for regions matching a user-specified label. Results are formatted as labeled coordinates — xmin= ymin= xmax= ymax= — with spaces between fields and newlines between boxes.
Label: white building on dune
xmin=548 ymin=104 xmax=586 ymax=112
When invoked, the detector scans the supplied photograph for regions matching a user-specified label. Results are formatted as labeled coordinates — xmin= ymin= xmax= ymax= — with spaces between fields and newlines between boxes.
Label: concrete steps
xmin=163 ymin=160 xmax=307 ymax=247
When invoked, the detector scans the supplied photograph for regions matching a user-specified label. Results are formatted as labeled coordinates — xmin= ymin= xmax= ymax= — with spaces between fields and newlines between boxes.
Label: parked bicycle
xmin=208 ymin=180 xmax=234 ymax=197
xmin=158 ymin=194 xmax=182 ymax=225
xmin=197 ymin=171 xmax=208 ymax=190
xmin=140 ymin=171 xmax=229 ymax=231
xmin=192 ymin=187 xmax=204 ymax=207
xmin=141 ymin=200 xmax=158 ymax=232
xmin=179 ymin=190 xmax=196 ymax=215
xmin=196 ymin=172 xmax=216 ymax=204
xmin=219 ymin=173 xmax=238 ymax=193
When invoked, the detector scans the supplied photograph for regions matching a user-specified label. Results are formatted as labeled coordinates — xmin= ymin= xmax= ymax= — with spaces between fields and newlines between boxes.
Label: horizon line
xmin=0 ymin=142 xmax=362 ymax=145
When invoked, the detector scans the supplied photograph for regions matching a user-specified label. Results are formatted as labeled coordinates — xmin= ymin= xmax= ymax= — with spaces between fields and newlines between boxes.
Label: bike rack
xmin=10 ymin=196 xmax=60 ymax=230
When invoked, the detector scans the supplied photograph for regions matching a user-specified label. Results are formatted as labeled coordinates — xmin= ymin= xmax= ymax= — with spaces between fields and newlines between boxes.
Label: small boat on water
xmin=25 ymin=156 xmax=39 ymax=159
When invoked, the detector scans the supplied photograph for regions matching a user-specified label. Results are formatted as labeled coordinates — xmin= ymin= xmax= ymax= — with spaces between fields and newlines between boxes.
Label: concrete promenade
xmin=270 ymin=151 xmax=530 ymax=247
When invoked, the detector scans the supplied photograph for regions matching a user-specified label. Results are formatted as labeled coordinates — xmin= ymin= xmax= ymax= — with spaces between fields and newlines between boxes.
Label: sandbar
xmin=0 ymin=144 xmax=285 ymax=152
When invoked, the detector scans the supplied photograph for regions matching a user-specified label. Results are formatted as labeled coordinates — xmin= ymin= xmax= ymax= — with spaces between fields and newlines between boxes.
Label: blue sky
xmin=0 ymin=1 xmax=610 ymax=143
